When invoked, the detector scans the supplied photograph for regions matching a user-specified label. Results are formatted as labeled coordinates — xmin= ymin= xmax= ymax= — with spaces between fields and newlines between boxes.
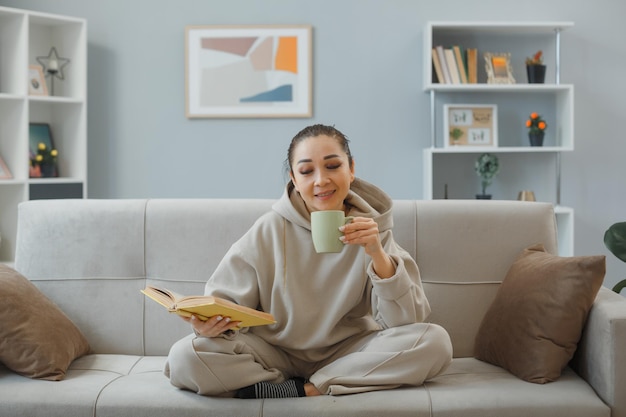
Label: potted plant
xmin=604 ymin=222 xmax=626 ymax=294
xmin=526 ymin=112 xmax=547 ymax=147
xmin=30 ymin=142 xmax=58 ymax=178
xmin=526 ymin=50 xmax=546 ymax=83
xmin=474 ymin=153 xmax=499 ymax=199
xmin=450 ymin=127 xmax=464 ymax=145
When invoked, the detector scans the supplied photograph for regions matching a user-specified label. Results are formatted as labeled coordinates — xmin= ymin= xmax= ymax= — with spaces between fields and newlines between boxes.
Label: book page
xmin=142 ymin=286 xmax=276 ymax=328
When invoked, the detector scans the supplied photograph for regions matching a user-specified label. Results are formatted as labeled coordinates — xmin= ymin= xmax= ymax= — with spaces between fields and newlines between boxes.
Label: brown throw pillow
xmin=474 ymin=244 xmax=605 ymax=384
xmin=0 ymin=264 xmax=90 ymax=380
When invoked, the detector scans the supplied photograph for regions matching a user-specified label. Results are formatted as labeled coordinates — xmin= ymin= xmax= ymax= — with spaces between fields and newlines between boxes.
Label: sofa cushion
xmin=0 ymin=264 xmax=90 ymax=380
xmin=474 ymin=244 xmax=605 ymax=383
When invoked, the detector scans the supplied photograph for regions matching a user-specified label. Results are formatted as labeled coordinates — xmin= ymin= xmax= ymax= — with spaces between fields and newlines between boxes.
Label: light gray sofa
xmin=1 ymin=198 xmax=625 ymax=417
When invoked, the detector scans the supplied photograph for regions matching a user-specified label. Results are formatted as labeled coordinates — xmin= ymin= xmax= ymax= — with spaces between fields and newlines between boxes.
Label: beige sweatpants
xmin=164 ymin=322 xmax=452 ymax=397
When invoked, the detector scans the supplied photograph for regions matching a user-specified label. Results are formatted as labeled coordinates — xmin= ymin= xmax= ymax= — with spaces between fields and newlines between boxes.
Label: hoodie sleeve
xmin=202 ymin=212 xmax=281 ymax=324
xmin=204 ymin=245 xmax=262 ymax=308
xmin=368 ymin=231 xmax=431 ymax=328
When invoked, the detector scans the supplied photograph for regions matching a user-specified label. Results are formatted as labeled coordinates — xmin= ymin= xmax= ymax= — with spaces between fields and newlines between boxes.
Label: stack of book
xmin=432 ymin=45 xmax=478 ymax=84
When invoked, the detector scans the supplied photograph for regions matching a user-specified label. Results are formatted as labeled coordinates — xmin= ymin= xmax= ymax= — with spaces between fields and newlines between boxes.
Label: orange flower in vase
xmin=526 ymin=112 xmax=547 ymax=147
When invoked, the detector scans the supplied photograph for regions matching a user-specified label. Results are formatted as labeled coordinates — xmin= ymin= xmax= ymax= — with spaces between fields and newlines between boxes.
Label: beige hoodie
xmin=204 ymin=178 xmax=431 ymax=363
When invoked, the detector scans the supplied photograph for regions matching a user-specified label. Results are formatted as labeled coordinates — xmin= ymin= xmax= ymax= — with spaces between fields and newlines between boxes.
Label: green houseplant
xmin=450 ymin=127 xmax=463 ymax=144
xmin=474 ymin=153 xmax=499 ymax=199
xmin=604 ymin=222 xmax=626 ymax=293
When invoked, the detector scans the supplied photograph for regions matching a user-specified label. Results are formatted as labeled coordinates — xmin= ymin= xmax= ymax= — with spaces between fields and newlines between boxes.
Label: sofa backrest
xmin=15 ymin=198 xmax=557 ymax=358
xmin=393 ymin=200 xmax=557 ymax=356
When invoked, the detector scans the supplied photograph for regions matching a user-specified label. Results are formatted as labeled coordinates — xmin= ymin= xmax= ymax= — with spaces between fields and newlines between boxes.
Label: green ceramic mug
xmin=311 ymin=210 xmax=354 ymax=253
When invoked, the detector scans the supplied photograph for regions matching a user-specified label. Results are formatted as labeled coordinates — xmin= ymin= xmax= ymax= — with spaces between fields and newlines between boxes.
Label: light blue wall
xmin=3 ymin=0 xmax=626 ymax=288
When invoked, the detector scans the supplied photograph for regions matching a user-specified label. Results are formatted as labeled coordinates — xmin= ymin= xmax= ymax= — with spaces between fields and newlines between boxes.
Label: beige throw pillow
xmin=474 ymin=244 xmax=605 ymax=384
xmin=0 ymin=264 xmax=90 ymax=380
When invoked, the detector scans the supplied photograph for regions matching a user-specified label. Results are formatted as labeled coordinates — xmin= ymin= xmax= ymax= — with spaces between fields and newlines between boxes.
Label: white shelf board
xmin=28 ymin=96 xmax=84 ymax=104
xmin=28 ymin=177 xmax=84 ymax=185
xmin=427 ymin=21 xmax=574 ymax=34
xmin=554 ymin=205 xmax=573 ymax=215
xmin=0 ymin=93 xmax=25 ymax=101
xmin=425 ymin=146 xmax=573 ymax=154
xmin=424 ymin=84 xmax=574 ymax=93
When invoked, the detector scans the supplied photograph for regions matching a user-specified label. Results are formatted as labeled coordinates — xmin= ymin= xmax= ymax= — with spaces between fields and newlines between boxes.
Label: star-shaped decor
xmin=36 ymin=47 xmax=70 ymax=95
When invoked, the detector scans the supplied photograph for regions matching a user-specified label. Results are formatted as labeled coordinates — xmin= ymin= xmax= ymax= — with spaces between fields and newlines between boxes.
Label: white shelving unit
xmin=0 ymin=6 xmax=86 ymax=263
xmin=423 ymin=21 xmax=575 ymax=256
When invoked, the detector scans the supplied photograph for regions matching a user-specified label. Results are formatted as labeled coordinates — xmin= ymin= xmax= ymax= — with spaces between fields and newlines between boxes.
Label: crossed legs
xmin=164 ymin=322 xmax=452 ymax=397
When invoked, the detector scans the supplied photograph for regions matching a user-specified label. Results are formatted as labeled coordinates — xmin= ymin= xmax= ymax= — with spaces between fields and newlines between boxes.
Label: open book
xmin=141 ymin=285 xmax=276 ymax=328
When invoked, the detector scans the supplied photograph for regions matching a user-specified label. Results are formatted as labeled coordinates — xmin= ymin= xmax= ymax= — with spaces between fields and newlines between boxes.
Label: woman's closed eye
xmin=298 ymin=162 xmax=342 ymax=176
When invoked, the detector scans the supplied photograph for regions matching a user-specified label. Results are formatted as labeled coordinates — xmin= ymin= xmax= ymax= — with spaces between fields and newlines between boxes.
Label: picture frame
xmin=29 ymin=123 xmax=58 ymax=178
xmin=28 ymin=64 xmax=49 ymax=96
xmin=0 ymin=154 xmax=12 ymax=179
xmin=443 ymin=104 xmax=498 ymax=148
xmin=185 ymin=25 xmax=312 ymax=118
xmin=484 ymin=52 xmax=515 ymax=84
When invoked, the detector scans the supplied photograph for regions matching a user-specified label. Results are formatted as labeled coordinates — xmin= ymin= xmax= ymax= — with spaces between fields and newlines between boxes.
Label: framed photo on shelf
xmin=29 ymin=123 xmax=58 ymax=178
xmin=185 ymin=25 xmax=312 ymax=119
xmin=28 ymin=65 xmax=49 ymax=96
xmin=484 ymin=52 xmax=515 ymax=84
xmin=0 ymin=154 xmax=12 ymax=179
xmin=443 ymin=104 xmax=498 ymax=148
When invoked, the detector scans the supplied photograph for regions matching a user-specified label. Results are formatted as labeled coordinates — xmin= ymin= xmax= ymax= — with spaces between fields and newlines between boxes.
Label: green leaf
xmin=604 ymin=222 xmax=626 ymax=263
xmin=613 ymin=279 xmax=626 ymax=294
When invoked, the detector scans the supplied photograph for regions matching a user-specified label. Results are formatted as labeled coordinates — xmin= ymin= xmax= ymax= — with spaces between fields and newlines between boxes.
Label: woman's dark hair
xmin=285 ymin=124 xmax=353 ymax=175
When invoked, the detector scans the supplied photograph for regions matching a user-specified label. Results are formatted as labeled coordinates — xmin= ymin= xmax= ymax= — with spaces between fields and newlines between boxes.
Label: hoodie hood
xmin=272 ymin=177 xmax=394 ymax=232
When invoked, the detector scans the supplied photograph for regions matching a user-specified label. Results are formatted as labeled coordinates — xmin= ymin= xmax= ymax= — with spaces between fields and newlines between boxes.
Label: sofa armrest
xmin=573 ymin=286 xmax=626 ymax=417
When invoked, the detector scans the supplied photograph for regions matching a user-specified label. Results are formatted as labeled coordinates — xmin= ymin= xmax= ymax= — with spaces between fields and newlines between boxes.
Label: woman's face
xmin=289 ymin=135 xmax=355 ymax=213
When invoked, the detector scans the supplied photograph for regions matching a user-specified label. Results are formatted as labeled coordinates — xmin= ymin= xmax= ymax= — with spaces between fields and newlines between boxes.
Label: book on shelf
xmin=435 ymin=45 xmax=452 ymax=84
xmin=431 ymin=48 xmax=446 ymax=83
xmin=141 ymin=285 xmax=276 ymax=328
xmin=444 ymin=48 xmax=461 ymax=84
xmin=467 ymin=48 xmax=478 ymax=83
xmin=452 ymin=45 xmax=468 ymax=84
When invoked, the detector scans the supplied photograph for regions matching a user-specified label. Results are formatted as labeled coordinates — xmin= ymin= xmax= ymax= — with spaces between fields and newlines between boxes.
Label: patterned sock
xmin=236 ymin=378 xmax=306 ymax=399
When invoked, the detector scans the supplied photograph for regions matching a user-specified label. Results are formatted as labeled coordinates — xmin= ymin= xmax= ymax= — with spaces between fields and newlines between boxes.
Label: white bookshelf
xmin=0 ymin=6 xmax=87 ymax=263
xmin=423 ymin=21 xmax=575 ymax=256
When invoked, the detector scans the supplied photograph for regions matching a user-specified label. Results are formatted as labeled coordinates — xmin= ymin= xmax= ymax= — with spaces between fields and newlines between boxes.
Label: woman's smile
xmin=316 ymin=190 xmax=335 ymax=200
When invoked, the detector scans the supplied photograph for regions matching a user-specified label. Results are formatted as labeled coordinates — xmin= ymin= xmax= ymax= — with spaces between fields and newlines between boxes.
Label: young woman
xmin=165 ymin=124 xmax=452 ymax=398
